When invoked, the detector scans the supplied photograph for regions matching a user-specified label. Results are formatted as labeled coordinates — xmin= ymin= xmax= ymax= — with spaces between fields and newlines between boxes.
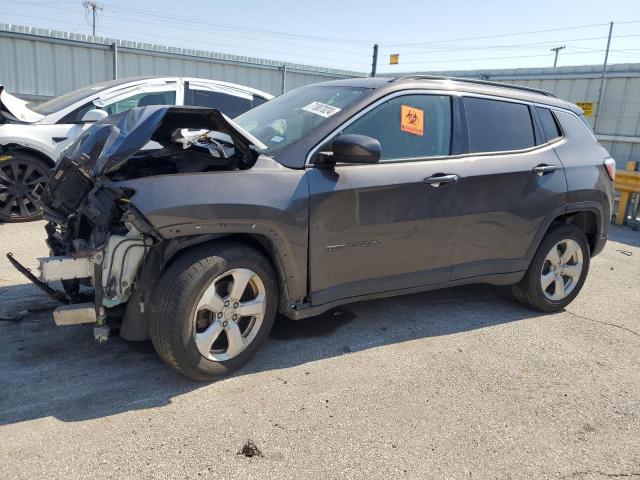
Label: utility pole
xmin=371 ymin=44 xmax=378 ymax=77
xmin=594 ymin=21 xmax=614 ymax=133
xmin=83 ymin=1 xmax=103 ymax=36
xmin=550 ymin=45 xmax=565 ymax=67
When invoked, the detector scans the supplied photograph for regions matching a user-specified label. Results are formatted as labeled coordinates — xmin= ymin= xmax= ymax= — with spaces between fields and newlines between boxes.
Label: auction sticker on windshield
xmin=302 ymin=101 xmax=342 ymax=118
xmin=401 ymin=105 xmax=424 ymax=136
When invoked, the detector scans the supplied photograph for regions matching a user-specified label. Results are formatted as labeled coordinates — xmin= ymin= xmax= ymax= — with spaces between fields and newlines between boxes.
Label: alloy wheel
xmin=0 ymin=159 xmax=48 ymax=220
xmin=193 ymin=268 xmax=267 ymax=362
xmin=540 ymin=238 xmax=583 ymax=301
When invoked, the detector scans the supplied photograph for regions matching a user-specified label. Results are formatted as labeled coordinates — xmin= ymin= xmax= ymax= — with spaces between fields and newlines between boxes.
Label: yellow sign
xmin=390 ymin=54 xmax=399 ymax=65
xmin=576 ymin=102 xmax=594 ymax=117
xmin=401 ymin=105 xmax=424 ymax=136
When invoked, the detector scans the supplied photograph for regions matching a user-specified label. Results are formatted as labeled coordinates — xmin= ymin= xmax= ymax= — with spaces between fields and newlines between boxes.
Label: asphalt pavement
xmin=0 ymin=220 xmax=639 ymax=480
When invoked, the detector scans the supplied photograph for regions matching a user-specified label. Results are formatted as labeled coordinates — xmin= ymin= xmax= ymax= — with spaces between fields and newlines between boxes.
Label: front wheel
xmin=512 ymin=224 xmax=590 ymax=312
xmin=149 ymin=242 xmax=278 ymax=381
xmin=0 ymin=153 xmax=51 ymax=222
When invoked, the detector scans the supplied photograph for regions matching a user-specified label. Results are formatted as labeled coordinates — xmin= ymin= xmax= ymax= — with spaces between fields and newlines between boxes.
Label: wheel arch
xmin=162 ymin=233 xmax=296 ymax=314
xmin=120 ymin=231 xmax=299 ymax=342
xmin=552 ymin=209 xmax=599 ymax=254
xmin=2 ymin=143 xmax=56 ymax=169
xmin=528 ymin=202 xmax=605 ymax=265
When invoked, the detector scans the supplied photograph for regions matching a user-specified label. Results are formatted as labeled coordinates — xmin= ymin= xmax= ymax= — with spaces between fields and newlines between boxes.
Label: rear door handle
xmin=532 ymin=164 xmax=559 ymax=175
xmin=424 ymin=174 xmax=459 ymax=187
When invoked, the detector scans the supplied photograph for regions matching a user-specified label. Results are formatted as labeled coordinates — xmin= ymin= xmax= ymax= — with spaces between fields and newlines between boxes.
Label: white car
xmin=0 ymin=76 xmax=273 ymax=222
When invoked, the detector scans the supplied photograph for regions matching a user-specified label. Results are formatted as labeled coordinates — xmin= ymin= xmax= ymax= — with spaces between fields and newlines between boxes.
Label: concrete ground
xmin=0 ymin=220 xmax=638 ymax=480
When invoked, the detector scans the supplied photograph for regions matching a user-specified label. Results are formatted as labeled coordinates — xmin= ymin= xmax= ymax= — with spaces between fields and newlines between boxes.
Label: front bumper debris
xmin=7 ymin=221 xmax=152 ymax=341
xmin=39 ymin=256 xmax=93 ymax=282
xmin=52 ymin=303 xmax=96 ymax=326
xmin=5 ymin=252 xmax=69 ymax=304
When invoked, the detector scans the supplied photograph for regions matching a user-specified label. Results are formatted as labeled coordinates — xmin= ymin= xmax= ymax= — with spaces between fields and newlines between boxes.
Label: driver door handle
xmin=532 ymin=164 xmax=559 ymax=175
xmin=424 ymin=174 xmax=459 ymax=187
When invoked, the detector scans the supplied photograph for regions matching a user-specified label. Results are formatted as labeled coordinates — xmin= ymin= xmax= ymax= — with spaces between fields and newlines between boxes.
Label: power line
xmin=384 ymin=22 xmax=614 ymax=48
xmin=3 ymin=0 xmax=372 ymax=55
xmin=383 ymin=34 xmax=640 ymax=56
xmin=107 ymin=3 xmax=373 ymax=46
xmin=385 ymin=48 xmax=640 ymax=67
xmin=97 ymin=11 xmax=370 ymax=56
xmin=95 ymin=26 xmax=371 ymax=66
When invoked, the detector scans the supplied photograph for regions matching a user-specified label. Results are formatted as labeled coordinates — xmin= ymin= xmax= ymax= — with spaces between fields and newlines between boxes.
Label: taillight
xmin=604 ymin=158 xmax=616 ymax=181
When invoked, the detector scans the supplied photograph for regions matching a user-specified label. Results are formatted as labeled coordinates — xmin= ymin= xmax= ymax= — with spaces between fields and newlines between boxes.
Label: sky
xmin=1 ymin=0 xmax=639 ymax=73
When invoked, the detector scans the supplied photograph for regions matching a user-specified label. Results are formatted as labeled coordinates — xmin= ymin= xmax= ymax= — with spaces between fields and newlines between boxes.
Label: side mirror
xmin=80 ymin=108 xmax=108 ymax=123
xmin=314 ymin=134 xmax=381 ymax=166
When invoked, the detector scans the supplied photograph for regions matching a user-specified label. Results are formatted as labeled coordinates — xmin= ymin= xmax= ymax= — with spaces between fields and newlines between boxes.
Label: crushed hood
xmin=41 ymin=105 xmax=267 ymax=221
xmin=0 ymin=85 xmax=45 ymax=123
xmin=60 ymin=105 xmax=267 ymax=176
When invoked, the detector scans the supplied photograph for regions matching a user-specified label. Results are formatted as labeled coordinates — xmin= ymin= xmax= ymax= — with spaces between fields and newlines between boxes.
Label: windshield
xmin=28 ymin=78 xmax=148 ymax=115
xmin=234 ymin=85 xmax=371 ymax=156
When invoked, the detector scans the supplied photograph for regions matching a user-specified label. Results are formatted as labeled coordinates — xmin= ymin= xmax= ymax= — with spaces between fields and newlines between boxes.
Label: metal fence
xmin=0 ymin=23 xmax=364 ymax=100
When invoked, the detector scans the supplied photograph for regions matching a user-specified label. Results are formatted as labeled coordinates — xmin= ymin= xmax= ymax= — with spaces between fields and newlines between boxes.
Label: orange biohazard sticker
xmin=400 ymin=105 xmax=424 ymax=136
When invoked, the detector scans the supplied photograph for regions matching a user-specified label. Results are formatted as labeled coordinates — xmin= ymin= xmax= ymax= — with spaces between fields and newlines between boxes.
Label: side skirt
xmin=285 ymin=270 xmax=525 ymax=320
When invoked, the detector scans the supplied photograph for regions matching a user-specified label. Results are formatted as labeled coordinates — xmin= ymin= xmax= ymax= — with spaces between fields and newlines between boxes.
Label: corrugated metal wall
xmin=0 ymin=24 xmax=363 ymax=99
xmin=415 ymin=64 xmax=640 ymax=168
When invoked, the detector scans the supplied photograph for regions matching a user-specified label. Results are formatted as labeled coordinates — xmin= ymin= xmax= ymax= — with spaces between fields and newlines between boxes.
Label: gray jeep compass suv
xmin=12 ymin=76 xmax=615 ymax=380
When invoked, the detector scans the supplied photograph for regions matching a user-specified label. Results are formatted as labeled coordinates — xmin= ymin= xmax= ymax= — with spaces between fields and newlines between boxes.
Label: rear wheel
xmin=512 ymin=224 xmax=590 ymax=312
xmin=149 ymin=242 xmax=278 ymax=381
xmin=0 ymin=154 xmax=50 ymax=222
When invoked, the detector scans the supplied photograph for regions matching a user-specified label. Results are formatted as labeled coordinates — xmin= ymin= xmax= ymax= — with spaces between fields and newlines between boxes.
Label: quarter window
xmin=464 ymin=97 xmax=535 ymax=153
xmin=536 ymin=107 xmax=562 ymax=142
xmin=341 ymin=94 xmax=452 ymax=161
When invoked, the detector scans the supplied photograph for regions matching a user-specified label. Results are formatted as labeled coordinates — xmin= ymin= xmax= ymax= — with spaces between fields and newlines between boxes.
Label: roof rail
xmin=396 ymin=75 xmax=557 ymax=98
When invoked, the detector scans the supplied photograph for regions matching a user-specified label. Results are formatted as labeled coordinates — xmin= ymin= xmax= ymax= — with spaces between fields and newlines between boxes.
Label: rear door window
xmin=464 ymin=97 xmax=535 ymax=153
xmin=341 ymin=94 xmax=452 ymax=161
xmin=536 ymin=107 xmax=562 ymax=142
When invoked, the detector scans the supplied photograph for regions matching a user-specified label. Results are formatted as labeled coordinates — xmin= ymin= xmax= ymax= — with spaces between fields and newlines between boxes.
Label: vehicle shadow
xmin=0 ymin=282 xmax=546 ymax=426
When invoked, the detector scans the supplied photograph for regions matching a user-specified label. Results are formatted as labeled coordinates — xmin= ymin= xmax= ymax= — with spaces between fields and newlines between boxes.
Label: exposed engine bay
xmin=14 ymin=106 xmax=266 ymax=340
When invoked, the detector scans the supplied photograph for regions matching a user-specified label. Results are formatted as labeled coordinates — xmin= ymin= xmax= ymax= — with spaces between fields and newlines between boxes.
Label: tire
xmin=0 ymin=153 xmax=51 ymax=222
xmin=149 ymin=242 xmax=278 ymax=381
xmin=512 ymin=224 xmax=590 ymax=312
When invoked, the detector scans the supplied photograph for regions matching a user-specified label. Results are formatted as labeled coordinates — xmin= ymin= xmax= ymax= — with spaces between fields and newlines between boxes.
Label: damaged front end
xmin=11 ymin=105 xmax=264 ymax=341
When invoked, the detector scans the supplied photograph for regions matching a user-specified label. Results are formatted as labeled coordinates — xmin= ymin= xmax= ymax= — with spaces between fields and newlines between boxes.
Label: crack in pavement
xmin=565 ymin=309 xmax=640 ymax=338
xmin=563 ymin=471 xmax=640 ymax=478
